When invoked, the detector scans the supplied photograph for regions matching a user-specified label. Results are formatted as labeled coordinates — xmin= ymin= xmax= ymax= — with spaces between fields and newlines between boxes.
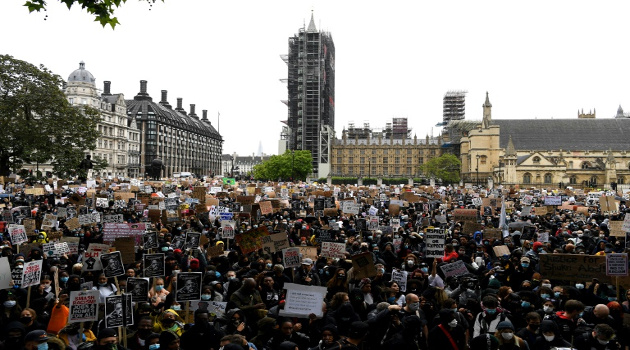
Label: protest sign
xmin=185 ymin=232 xmax=201 ymax=249
xmin=299 ymin=246 xmax=318 ymax=261
xmin=391 ymin=270 xmax=408 ymax=292
xmin=65 ymin=218 xmax=81 ymax=231
xmin=440 ymin=260 xmax=468 ymax=278
xmin=352 ymin=252 xmax=376 ymax=280
xmin=143 ymin=231 xmax=159 ymax=249
xmin=127 ymin=278 xmax=149 ymax=302
xmin=102 ymin=214 xmax=124 ymax=224
xmin=609 ymin=221 xmax=627 ymax=237
xmin=537 ymin=232 xmax=549 ymax=243
xmin=607 ymin=253 xmax=628 ymax=276
xmin=483 ymin=228 xmax=502 ymax=240
xmin=176 ymin=272 xmax=202 ymax=302
xmin=23 ymin=219 xmax=36 ymax=236
xmin=0 ymin=257 xmax=12 ymax=289
xmin=54 ymin=242 xmax=70 ymax=255
xmin=259 ymin=201 xmax=273 ymax=215
xmin=143 ymin=254 xmax=165 ymax=278
xmin=82 ymin=243 xmax=109 ymax=272
xmin=235 ymin=226 xmax=269 ymax=254
xmin=622 ymin=216 xmax=630 ymax=233
xmin=206 ymin=244 xmax=225 ymax=259
xmin=220 ymin=220 xmax=236 ymax=239
xmin=68 ymin=290 xmax=99 ymax=323
xmin=11 ymin=266 xmax=23 ymax=288
xmin=104 ymin=295 xmax=124 ymax=327
xmin=9 ymin=225 xmax=27 ymax=245
xmin=544 ymin=196 xmax=562 ymax=206
xmin=171 ymin=236 xmax=185 ymax=250
xmin=320 ymin=242 xmax=346 ymax=259
xmin=282 ymin=247 xmax=302 ymax=268
xmin=539 ymin=254 xmax=609 ymax=282
xmin=114 ymin=237 xmax=135 ymax=265
xmin=279 ymin=283 xmax=327 ymax=318
xmin=425 ymin=228 xmax=445 ymax=258
xmin=493 ymin=245 xmax=510 ymax=257
xmin=453 ymin=209 xmax=477 ymax=222
xmin=78 ymin=213 xmax=95 ymax=226
xmin=103 ymin=223 xmax=147 ymax=245
xmin=100 ymin=251 xmax=125 ymax=278
xmin=262 ymin=232 xmax=290 ymax=254
xmin=22 ymin=260 xmax=43 ymax=288
xmin=368 ymin=216 xmax=379 ymax=231
xmin=342 ymin=202 xmax=360 ymax=215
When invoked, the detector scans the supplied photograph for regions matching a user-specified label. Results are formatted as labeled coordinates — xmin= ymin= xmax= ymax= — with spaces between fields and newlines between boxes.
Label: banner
xmin=176 ymin=272 xmax=202 ymax=302
xmin=68 ymin=290 xmax=99 ymax=323
xmin=103 ymin=223 xmax=147 ymax=245
xmin=235 ymin=226 xmax=269 ymax=254
xmin=143 ymin=254 xmax=165 ymax=278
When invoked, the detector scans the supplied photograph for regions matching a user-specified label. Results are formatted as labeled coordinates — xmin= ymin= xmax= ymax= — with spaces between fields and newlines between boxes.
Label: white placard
xmin=279 ymin=283 xmax=327 ymax=318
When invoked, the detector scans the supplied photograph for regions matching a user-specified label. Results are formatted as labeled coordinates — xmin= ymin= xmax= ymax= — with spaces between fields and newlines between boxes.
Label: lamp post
xmin=498 ymin=157 xmax=503 ymax=186
xmin=230 ymin=155 xmax=234 ymax=178
xmin=476 ymin=154 xmax=480 ymax=187
xmin=291 ymin=150 xmax=295 ymax=181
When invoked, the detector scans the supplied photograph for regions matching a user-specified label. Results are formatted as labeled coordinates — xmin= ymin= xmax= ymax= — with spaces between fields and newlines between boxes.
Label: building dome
xmin=68 ymin=61 xmax=95 ymax=84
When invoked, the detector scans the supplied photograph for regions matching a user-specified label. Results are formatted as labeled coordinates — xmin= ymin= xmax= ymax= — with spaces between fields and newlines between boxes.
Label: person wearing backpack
xmin=574 ymin=324 xmax=619 ymax=350
xmin=494 ymin=321 xmax=530 ymax=350
xmin=429 ymin=309 xmax=467 ymax=350
xmin=473 ymin=296 xmax=511 ymax=337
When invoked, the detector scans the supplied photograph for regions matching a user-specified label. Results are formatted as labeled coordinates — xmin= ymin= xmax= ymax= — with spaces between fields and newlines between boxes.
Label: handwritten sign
xmin=391 ymin=270 xmax=408 ymax=292
xmin=453 ymin=209 xmax=477 ymax=222
xmin=320 ymin=242 xmax=346 ymax=259
xmin=282 ymin=247 xmax=302 ymax=268
xmin=279 ymin=283 xmax=327 ymax=318
xmin=9 ymin=225 xmax=28 ymax=245
xmin=22 ymin=260 xmax=43 ymax=288
xmin=607 ymin=253 xmax=628 ymax=276
xmin=440 ymin=260 xmax=468 ymax=278
xmin=539 ymin=254 xmax=609 ymax=282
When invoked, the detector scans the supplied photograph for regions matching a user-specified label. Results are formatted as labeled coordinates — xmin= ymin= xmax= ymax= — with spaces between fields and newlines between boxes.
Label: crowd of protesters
xmin=0 ymin=177 xmax=629 ymax=350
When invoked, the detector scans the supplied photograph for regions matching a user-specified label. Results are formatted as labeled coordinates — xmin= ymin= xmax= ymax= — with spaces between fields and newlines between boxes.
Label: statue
xmin=150 ymin=158 xmax=165 ymax=180
xmin=78 ymin=155 xmax=93 ymax=181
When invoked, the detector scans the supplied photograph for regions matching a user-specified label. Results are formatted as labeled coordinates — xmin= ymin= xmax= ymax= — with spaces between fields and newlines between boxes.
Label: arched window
xmin=569 ymin=176 xmax=577 ymax=184
xmin=568 ymin=161 xmax=573 ymax=169
xmin=590 ymin=176 xmax=598 ymax=186
xmin=533 ymin=156 xmax=541 ymax=164
xmin=523 ymin=173 xmax=532 ymax=184
xmin=544 ymin=173 xmax=552 ymax=184
xmin=618 ymin=176 xmax=625 ymax=185
xmin=480 ymin=155 xmax=487 ymax=165
xmin=582 ymin=162 xmax=590 ymax=169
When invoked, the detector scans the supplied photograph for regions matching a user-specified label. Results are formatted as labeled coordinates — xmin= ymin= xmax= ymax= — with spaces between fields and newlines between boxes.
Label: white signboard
xmin=279 ymin=283 xmax=327 ymax=318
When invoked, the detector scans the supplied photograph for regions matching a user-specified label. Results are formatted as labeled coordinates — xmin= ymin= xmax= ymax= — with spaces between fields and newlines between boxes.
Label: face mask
xmin=420 ymin=267 xmax=428 ymax=273
xmin=37 ymin=343 xmax=49 ymax=350
xmin=541 ymin=294 xmax=550 ymax=299
xmin=578 ymin=311 xmax=584 ymax=318
xmin=543 ymin=305 xmax=553 ymax=313
xmin=448 ymin=319 xmax=458 ymax=327
xmin=452 ymin=308 xmax=458 ymax=314
xmin=337 ymin=275 xmax=346 ymax=280
xmin=20 ymin=316 xmax=32 ymax=324
xmin=407 ymin=260 xmax=414 ymax=267
xmin=544 ymin=335 xmax=555 ymax=342
xmin=529 ymin=324 xmax=539 ymax=331
xmin=407 ymin=302 xmax=419 ymax=311
xmin=161 ymin=247 xmax=168 ymax=252
xmin=521 ymin=263 xmax=529 ymax=268
xmin=554 ymin=292 xmax=561 ymax=298
xmin=266 ymin=263 xmax=272 ymax=269
xmin=598 ymin=339 xmax=609 ymax=345
xmin=501 ymin=332 xmax=514 ymax=340
xmin=149 ymin=344 xmax=160 ymax=350
xmin=485 ymin=308 xmax=496 ymax=315
xmin=155 ymin=286 xmax=164 ymax=292
xmin=541 ymin=283 xmax=551 ymax=289
xmin=377 ymin=268 xmax=385 ymax=274
xmin=521 ymin=301 xmax=531 ymax=308
xmin=3 ymin=300 xmax=16 ymax=308
xmin=61 ymin=277 xmax=69 ymax=283
xmin=201 ymin=294 xmax=211 ymax=301
xmin=537 ymin=248 xmax=543 ymax=253
xmin=99 ymin=282 xmax=108 ymax=287
xmin=172 ymin=305 xmax=181 ymax=311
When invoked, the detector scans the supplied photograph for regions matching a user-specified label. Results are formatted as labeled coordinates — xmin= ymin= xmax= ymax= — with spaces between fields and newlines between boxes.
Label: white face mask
xmin=598 ymin=339 xmax=609 ymax=345
xmin=543 ymin=305 xmax=553 ymax=313
xmin=448 ymin=319 xmax=458 ymax=328
xmin=541 ymin=283 xmax=552 ymax=288
xmin=544 ymin=335 xmax=555 ymax=342
xmin=501 ymin=332 xmax=514 ymax=340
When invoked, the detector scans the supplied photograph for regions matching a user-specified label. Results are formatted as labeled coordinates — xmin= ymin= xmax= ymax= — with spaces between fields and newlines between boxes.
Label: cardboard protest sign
xmin=185 ymin=232 xmax=201 ymax=249
xmin=320 ymin=242 xmax=346 ymax=259
xmin=143 ymin=231 xmax=159 ymax=249
xmin=23 ymin=219 xmax=37 ymax=236
xmin=262 ymin=233 xmax=290 ymax=254
xmin=299 ymin=246 xmax=318 ymax=262
xmin=483 ymin=228 xmax=502 ymax=240
xmin=64 ymin=218 xmax=81 ymax=231
xmin=388 ymin=204 xmax=400 ymax=216
xmin=68 ymin=290 xmax=99 ymax=323
xmin=493 ymin=245 xmax=510 ymax=257
xmin=279 ymin=283 xmax=328 ymax=318
xmin=206 ymin=244 xmax=225 ymax=259
xmin=82 ymin=243 xmax=109 ymax=272
xmin=127 ymin=278 xmax=149 ymax=302
xmin=9 ymin=225 xmax=27 ymax=245
xmin=282 ymin=247 xmax=302 ymax=268
xmin=41 ymin=214 xmax=57 ymax=230
xmin=440 ymin=260 xmax=468 ymax=278
xmin=453 ymin=209 xmax=477 ymax=222
xmin=391 ymin=270 xmax=408 ymax=292
xmin=463 ymin=222 xmax=483 ymax=235
xmin=143 ymin=254 xmax=165 ymax=278
xmin=0 ymin=257 xmax=12 ymax=290
xmin=21 ymin=260 xmax=43 ymax=288
xmin=539 ymin=254 xmax=609 ymax=283
xmin=176 ymin=272 xmax=202 ymax=302
xmin=100 ymin=251 xmax=125 ymax=278
xmin=607 ymin=253 xmax=628 ymax=276
xmin=235 ymin=226 xmax=269 ymax=254
xmin=259 ymin=201 xmax=273 ymax=215
xmin=352 ymin=252 xmax=376 ymax=279
xmin=114 ymin=237 xmax=135 ymax=265
xmin=425 ymin=228 xmax=445 ymax=258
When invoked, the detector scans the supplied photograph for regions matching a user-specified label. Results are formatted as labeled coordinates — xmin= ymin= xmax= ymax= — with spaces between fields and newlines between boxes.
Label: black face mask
xmin=20 ymin=316 xmax=32 ymax=324
xmin=529 ymin=324 xmax=539 ymax=331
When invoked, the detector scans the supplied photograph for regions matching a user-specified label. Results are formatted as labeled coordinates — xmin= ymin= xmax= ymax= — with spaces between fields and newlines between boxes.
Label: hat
xmin=348 ymin=321 xmax=369 ymax=339
xmin=497 ymin=320 xmax=514 ymax=331
xmin=216 ymin=241 xmax=224 ymax=246
xmin=97 ymin=328 xmax=117 ymax=341
xmin=25 ymin=330 xmax=49 ymax=343
xmin=469 ymin=334 xmax=499 ymax=350
xmin=520 ymin=257 xmax=530 ymax=263
xmin=488 ymin=277 xmax=501 ymax=288
xmin=301 ymin=258 xmax=313 ymax=265
xmin=173 ymin=249 xmax=182 ymax=254
xmin=533 ymin=241 xmax=543 ymax=250
xmin=190 ymin=258 xmax=200 ymax=268
xmin=159 ymin=330 xmax=179 ymax=346
xmin=359 ymin=278 xmax=372 ymax=288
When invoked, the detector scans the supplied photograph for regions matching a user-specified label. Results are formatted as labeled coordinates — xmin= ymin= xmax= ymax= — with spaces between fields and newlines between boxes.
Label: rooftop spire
xmin=307 ymin=11 xmax=317 ymax=32
xmin=506 ymin=135 xmax=516 ymax=156
xmin=483 ymin=91 xmax=492 ymax=107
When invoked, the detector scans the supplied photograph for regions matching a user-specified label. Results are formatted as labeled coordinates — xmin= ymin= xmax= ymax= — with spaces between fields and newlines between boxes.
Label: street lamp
xmin=476 ymin=154 xmax=480 ymax=187
xmin=230 ymin=155 xmax=234 ymax=178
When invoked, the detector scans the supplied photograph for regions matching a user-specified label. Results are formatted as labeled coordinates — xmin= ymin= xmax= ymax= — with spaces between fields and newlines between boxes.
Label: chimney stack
xmin=159 ymin=90 xmax=171 ymax=109
xmin=202 ymin=110 xmax=208 ymax=121
xmin=103 ymin=81 xmax=111 ymax=96
xmin=175 ymin=98 xmax=185 ymax=114
xmin=190 ymin=104 xmax=198 ymax=118
xmin=133 ymin=80 xmax=152 ymax=101
xmin=140 ymin=80 xmax=147 ymax=94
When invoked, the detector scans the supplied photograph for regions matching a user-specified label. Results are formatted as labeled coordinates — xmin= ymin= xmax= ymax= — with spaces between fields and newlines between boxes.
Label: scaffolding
xmin=442 ymin=90 xmax=467 ymax=124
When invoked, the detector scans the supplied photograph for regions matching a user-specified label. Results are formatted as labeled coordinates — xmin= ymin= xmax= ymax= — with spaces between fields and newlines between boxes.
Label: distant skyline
xmin=2 ymin=1 xmax=630 ymax=157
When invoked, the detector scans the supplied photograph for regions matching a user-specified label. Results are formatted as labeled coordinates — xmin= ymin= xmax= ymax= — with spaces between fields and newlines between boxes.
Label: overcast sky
xmin=2 ymin=1 xmax=630 ymax=157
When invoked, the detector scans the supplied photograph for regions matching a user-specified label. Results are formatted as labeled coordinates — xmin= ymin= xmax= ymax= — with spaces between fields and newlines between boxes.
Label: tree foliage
xmin=24 ymin=0 xmax=163 ymax=28
xmin=0 ymin=54 xmax=101 ymax=176
xmin=253 ymin=151 xmax=313 ymax=181
xmin=419 ymin=153 xmax=461 ymax=184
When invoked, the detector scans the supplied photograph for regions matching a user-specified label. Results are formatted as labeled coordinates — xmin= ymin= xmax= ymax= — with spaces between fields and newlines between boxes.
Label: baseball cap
xmin=301 ymin=258 xmax=313 ymax=265
xmin=25 ymin=330 xmax=49 ymax=343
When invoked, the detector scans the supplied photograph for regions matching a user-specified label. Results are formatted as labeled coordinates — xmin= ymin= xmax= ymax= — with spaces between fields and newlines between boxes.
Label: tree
xmin=24 ymin=0 xmax=163 ymax=28
xmin=253 ymin=150 xmax=313 ymax=181
xmin=0 ymin=54 xmax=101 ymax=176
xmin=419 ymin=153 xmax=461 ymax=184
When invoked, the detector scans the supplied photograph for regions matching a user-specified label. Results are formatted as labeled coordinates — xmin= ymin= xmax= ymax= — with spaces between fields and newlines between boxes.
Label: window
xmin=582 ymin=162 xmax=590 ymax=169
xmin=590 ymin=176 xmax=598 ymax=185
xmin=407 ymin=157 xmax=412 ymax=163
xmin=395 ymin=167 xmax=400 ymax=174
xmin=568 ymin=161 xmax=573 ymax=169
xmin=383 ymin=149 xmax=389 ymax=155
xmin=419 ymin=158 xmax=424 ymax=165
xmin=69 ymin=98 xmax=74 ymax=104
xmin=348 ymin=167 xmax=353 ymax=175
xmin=618 ymin=177 xmax=625 ymax=185
xmin=360 ymin=157 xmax=365 ymax=164
xmin=544 ymin=173 xmax=552 ymax=184
xmin=395 ymin=157 xmax=400 ymax=164
xmin=533 ymin=156 xmax=541 ymax=164
xmin=395 ymin=149 xmax=401 ymax=155
xmin=360 ymin=149 xmax=365 ymax=155
xmin=407 ymin=149 xmax=412 ymax=155
xmin=407 ymin=167 xmax=412 ymax=175
xmin=523 ymin=173 xmax=532 ymax=184
xmin=569 ymin=176 xmax=577 ymax=184
xmin=348 ymin=157 xmax=353 ymax=164
xmin=480 ymin=155 xmax=487 ymax=165
xmin=383 ymin=167 xmax=388 ymax=175
xmin=383 ymin=157 xmax=388 ymax=164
